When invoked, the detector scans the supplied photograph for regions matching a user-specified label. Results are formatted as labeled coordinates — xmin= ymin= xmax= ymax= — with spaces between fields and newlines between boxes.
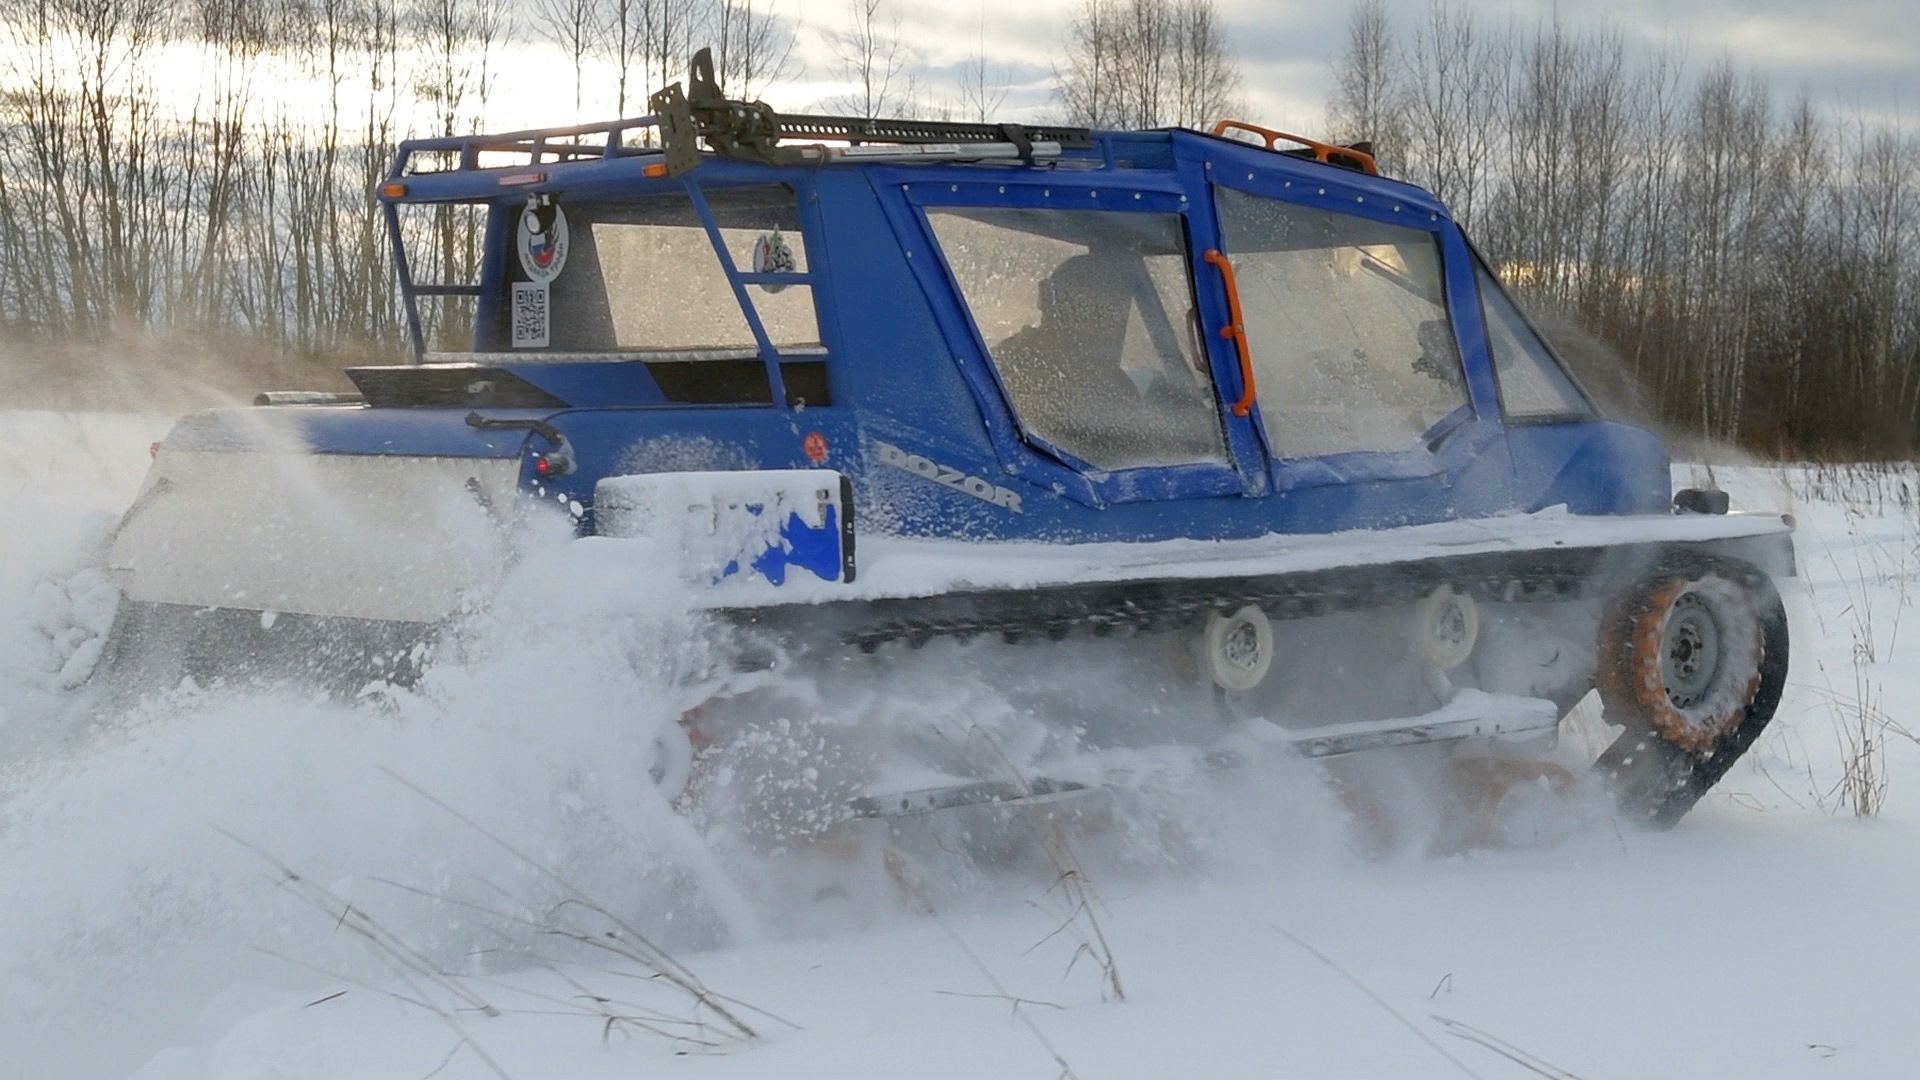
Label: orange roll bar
xmin=1210 ymin=119 xmax=1380 ymax=176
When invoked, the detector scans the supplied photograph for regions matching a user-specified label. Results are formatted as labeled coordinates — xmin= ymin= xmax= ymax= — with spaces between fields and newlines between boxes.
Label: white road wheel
xmin=645 ymin=720 xmax=695 ymax=800
xmin=1413 ymin=585 xmax=1479 ymax=670
xmin=1203 ymin=605 xmax=1273 ymax=692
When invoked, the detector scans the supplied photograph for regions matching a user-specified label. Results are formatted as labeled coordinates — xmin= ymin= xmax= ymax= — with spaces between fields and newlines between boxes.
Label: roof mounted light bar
xmin=649 ymin=48 xmax=1094 ymax=176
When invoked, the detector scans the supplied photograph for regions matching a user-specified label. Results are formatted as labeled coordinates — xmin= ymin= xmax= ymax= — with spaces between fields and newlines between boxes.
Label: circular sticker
xmin=752 ymin=229 xmax=796 ymax=292
xmin=517 ymin=199 xmax=569 ymax=283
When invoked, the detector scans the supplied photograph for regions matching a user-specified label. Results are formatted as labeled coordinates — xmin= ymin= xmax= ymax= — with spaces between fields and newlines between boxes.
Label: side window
xmin=1213 ymin=187 xmax=1468 ymax=458
xmin=519 ymin=186 xmax=819 ymax=352
xmin=1476 ymin=262 xmax=1592 ymax=420
xmin=926 ymin=207 xmax=1228 ymax=472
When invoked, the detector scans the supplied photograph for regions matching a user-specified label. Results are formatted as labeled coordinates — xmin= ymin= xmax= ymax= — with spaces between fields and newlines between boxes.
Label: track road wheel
xmin=1412 ymin=585 xmax=1479 ymax=670
xmin=1594 ymin=554 xmax=1789 ymax=826
xmin=1202 ymin=605 xmax=1273 ymax=692
xmin=646 ymin=719 xmax=696 ymax=801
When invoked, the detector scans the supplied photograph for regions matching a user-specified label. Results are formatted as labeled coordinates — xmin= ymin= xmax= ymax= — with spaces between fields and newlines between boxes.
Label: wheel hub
xmin=1661 ymin=592 xmax=1721 ymax=709
xmin=1202 ymin=605 xmax=1274 ymax=692
xmin=1223 ymin=621 xmax=1262 ymax=671
xmin=1412 ymin=585 xmax=1478 ymax=670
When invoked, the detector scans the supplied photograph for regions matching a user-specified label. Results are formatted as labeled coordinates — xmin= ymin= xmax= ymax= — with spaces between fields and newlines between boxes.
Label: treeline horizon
xmin=1328 ymin=1 xmax=1918 ymax=458
xmin=1 ymin=0 xmax=1915 ymax=460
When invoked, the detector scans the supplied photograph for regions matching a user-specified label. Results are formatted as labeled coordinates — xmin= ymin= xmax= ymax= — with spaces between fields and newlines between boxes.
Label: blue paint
xmin=768 ymin=503 xmax=846 ymax=584
xmin=176 ymin=117 xmax=1663 ymax=563
xmin=695 ymin=503 xmax=844 ymax=586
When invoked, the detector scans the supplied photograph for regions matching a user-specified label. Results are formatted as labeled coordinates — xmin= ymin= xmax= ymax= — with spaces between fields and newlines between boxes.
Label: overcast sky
xmin=763 ymin=0 xmax=1917 ymax=132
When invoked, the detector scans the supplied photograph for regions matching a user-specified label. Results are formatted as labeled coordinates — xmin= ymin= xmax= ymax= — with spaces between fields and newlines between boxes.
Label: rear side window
xmin=926 ymin=208 xmax=1228 ymax=472
xmin=1476 ymin=263 xmax=1592 ymax=420
xmin=1213 ymin=187 xmax=1468 ymax=458
xmin=512 ymin=186 xmax=819 ymax=352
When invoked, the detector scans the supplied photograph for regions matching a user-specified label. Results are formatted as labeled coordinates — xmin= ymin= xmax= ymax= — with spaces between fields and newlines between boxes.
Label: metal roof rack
xmin=649 ymin=48 xmax=1094 ymax=175
xmin=388 ymin=48 xmax=1096 ymax=182
xmin=392 ymin=116 xmax=666 ymax=177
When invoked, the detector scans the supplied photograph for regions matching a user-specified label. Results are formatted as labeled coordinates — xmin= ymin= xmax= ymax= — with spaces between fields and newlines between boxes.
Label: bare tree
xmin=712 ymin=0 xmax=797 ymax=100
xmin=1057 ymin=0 xmax=1238 ymax=129
xmin=1403 ymin=0 xmax=1503 ymax=224
xmin=1167 ymin=0 xmax=1237 ymax=128
xmin=1057 ymin=0 xmax=1118 ymax=126
xmin=640 ymin=0 xmax=699 ymax=104
xmin=600 ymin=0 xmax=643 ymax=114
xmin=533 ymin=0 xmax=602 ymax=117
xmin=1327 ymin=0 xmax=1404 ymax=167
xmin=827 ymin=0 xmax=908 ymax=118
xmin=956 ymin=4 xmax=1008 ymax=123
xmin=1318 ymin=1 xmax=1920 ymax=455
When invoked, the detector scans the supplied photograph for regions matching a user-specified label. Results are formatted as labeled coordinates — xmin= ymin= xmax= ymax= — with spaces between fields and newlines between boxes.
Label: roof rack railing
xmin=648 ymin=48 xmax=1093 ymax=176
xmin=391 ymin=116 xmax=666 ymax=178
xmin=385 ymin=47 xmax=1098 ymax=185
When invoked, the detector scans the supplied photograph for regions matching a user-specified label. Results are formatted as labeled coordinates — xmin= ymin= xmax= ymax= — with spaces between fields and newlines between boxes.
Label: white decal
xmin=874 ymin=440 xmax=1023 ymax=512
xmin=516 ymin=197 xmax=569 ymax=283
xmin=511 ymin=280 xmax=549 ymax=348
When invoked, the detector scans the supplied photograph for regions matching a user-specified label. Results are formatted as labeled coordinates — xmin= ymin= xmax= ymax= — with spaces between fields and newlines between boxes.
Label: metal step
xmin=848 ymin=777 xmax=1090 ymax=819
xmin=1258 ymin=691 xmax=1561 ymax=760
xmin=845 ymin=692 xmax=1560 ymax=819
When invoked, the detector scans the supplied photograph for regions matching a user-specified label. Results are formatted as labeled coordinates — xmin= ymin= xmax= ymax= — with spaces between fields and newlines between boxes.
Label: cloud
xmin=806 ymin=0 xmax=1915 ymax=129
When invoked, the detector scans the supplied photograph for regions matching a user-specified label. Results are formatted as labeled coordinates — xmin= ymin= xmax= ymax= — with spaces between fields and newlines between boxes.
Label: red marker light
xmin=803 ymin=432 xmax=828 ymax=464
xmin=534 ymin=455 xmax=553 ymax=476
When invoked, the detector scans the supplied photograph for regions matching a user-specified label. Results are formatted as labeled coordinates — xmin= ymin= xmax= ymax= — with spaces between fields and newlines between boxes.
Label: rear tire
xmin=1593 ymin=553 xmax=1789 ymax=826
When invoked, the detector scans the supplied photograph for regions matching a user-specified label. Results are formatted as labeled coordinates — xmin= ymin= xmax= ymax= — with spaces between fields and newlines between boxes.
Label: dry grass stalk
xmin=1431 ymin=1015 xmax=1585 ymax=1080
xmin=376 ymin=766 xmax=765 ymax=1041
xmin=937 ymin=916 xmax=1082 ymax=1080
xmin=1269 ymin=923 xmax=1483 ymax=1080
xmin=221 ymin=831 xmax=515 ymax=1080
xmin=955 ymin=725 xmax=1127 ymax=1004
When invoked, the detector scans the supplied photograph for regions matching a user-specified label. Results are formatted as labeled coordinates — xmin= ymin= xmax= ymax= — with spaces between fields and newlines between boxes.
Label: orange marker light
xmin=642 ymin=161 xmax=670 ymax=178
xmin=379 ymin=182 xmax=408 ymax=198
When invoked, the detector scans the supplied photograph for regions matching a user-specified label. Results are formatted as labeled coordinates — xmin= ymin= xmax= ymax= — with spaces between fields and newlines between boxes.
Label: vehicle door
xmin=1173 ymin=130 xmax=1516 ymax=528
xmin=894 ymin=174 xmax=1267 ymax=509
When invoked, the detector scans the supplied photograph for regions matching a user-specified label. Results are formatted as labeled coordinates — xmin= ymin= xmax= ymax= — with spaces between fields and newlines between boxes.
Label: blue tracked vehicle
xmin=106 ymin=51 xmax=1793 ymax=832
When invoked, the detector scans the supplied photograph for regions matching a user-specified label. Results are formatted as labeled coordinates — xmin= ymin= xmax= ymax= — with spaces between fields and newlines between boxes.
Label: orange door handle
xmin=1203 ymin=248 xmax=1256 ymax=418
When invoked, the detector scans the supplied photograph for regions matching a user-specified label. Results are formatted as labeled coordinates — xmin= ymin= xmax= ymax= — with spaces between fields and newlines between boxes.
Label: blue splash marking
xmin=707 ymin=502 xmax=842 ymax=586
xmin=749 ymin=503 xmax=842 ymax=585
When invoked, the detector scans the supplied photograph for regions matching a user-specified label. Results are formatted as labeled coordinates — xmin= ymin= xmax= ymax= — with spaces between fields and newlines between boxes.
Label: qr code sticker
xmin=512 ymin=280 xmax=549 ymax=348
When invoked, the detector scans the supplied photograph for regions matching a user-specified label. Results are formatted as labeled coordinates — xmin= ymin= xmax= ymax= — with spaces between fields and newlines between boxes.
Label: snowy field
xmin=4 ymin=410 xmax=1919 ymax=1079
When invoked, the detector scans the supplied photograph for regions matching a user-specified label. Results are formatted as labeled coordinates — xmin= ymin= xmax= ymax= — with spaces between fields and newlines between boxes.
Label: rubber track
xmin=727 ymin=542 xmax=1658 ymax=653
